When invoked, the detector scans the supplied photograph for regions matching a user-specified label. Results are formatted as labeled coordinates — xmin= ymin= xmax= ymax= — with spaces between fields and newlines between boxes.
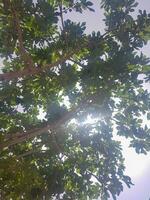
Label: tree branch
xmin=0 ymin=92 xmax=103 ymax=150
xmin=0 ymin=30 xmax=113 ymax=81
xmin=59 ymin=0 xmax=65 ymax=30
xmin=0 ymin=50 xmax=77 ymax=81
xmin=87 ymin=170 xmax=101 ymax=184
xmin=17 ymin=149 xmax=47 ymax=158
xmin=0 ymin=47 xmax=83 ymax=81
xmin=11 ymin=3 xmax=35 ymax=68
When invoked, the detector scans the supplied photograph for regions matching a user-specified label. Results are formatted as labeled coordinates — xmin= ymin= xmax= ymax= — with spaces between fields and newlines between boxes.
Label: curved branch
xmin=0 ymin=92 xmax=103 ymax=150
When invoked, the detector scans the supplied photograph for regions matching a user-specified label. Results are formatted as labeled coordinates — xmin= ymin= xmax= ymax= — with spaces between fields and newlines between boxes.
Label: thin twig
xmin=11 ymin=3 xmax=35 ymax=68
xmin=59 ymin=0 xmax=64 ymax=30
xmin=17 ymin=149 xmax=46 ymax=158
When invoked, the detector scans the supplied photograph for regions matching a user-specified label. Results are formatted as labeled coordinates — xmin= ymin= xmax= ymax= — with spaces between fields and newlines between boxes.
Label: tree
xmin=0 ymin=0 xmax=150 ymax=199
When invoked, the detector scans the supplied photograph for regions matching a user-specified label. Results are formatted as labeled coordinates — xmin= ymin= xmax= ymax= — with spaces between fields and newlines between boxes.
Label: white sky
xmin=63 ymin=1 xmax=150 ymax=199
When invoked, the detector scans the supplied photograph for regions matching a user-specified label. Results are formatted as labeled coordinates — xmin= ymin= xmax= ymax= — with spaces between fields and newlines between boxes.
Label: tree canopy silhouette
xmin=0 ymin=0 xmax=150 ymax=199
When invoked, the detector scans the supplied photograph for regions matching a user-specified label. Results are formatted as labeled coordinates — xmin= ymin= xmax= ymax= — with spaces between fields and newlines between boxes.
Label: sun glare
xmin=38 ymin=106 xmax=150 ymax=179
xmin=83 ymin=115 xmax=99 ymax=125
xmin=37 ymin=103 xmax=150 ymax=180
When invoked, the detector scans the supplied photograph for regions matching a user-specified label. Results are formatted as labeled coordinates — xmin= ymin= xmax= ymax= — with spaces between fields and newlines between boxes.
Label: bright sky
xmin=113 ymin=1 xmax=150 ymax=199
xmin=63 ymin=1 xmax=150 ymax=199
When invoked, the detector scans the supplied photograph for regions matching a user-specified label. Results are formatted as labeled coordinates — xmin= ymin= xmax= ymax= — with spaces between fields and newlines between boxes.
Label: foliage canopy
xmin=0 ymin=0 xmax=150 ymax=199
